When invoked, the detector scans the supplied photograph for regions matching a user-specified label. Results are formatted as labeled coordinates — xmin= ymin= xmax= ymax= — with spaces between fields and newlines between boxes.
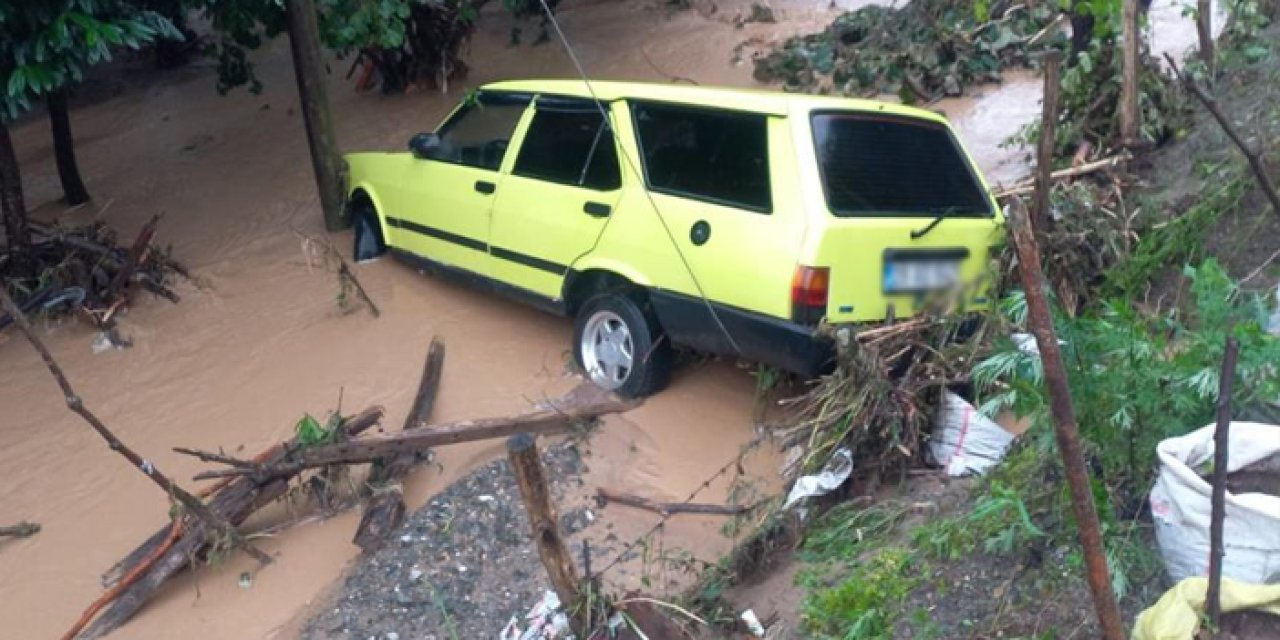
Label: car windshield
xmin=811 ymin=113 xmax=993 ymax=218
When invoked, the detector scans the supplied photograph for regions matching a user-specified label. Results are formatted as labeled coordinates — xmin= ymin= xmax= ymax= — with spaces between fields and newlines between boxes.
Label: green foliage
xmin=754 ymin=0 xmax=1061 ymax=103
xmin=802 ymin=548 xmax=919 ymax=639
xmin=801 ymin=501 xmax=911 ymax=561
xmin=0 ymin=1 xmax=182 ymax=120
xmin=295 ymin=412 xmax=343 ymax=446
xmin=977 ymin=260 xmax=1280 ymax=490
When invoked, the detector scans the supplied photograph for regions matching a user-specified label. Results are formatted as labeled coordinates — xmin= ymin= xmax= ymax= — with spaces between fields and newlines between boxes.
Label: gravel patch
xmin=303 ymin=441 xmax=593 ymax=640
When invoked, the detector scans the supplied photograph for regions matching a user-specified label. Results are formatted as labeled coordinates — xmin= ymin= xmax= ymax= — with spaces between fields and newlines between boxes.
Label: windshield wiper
xmin=909 ymin=206 xmax=959 ymax=240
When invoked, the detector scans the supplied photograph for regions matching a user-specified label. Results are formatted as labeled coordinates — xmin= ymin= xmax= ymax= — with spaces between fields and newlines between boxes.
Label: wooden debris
xmin=81 ymin=407 xmax=385 ymax=639
xmin=352 ymin=337 xmax=445 ymax=551
xmin=508 ymin=433 xmax=585 ymax=636
xmin=189 ymin=389 xmax=638 ymax=482
xmin=992 ymin=152 xmax=1132 ymax=198
xmin=0 ymin=521 xmax=40 ymax=538
xmin=596 ymin=488 xmax=748 ymax=517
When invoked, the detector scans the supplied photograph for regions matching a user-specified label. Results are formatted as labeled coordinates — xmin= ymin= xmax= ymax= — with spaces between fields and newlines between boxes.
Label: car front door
xmin=488 ymin=96 xmax=624 ymax=299
xmin=389 ymin=91 xmax=531 ymax=275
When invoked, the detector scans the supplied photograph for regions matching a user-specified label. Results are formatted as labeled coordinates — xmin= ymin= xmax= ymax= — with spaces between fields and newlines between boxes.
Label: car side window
xmin=513 ymin=99 xmax=621 ymax=191
xmin=435 ymin=93 xmax=530 ymax=171
xmin=633 ymin=102 xmax=772 ymax=212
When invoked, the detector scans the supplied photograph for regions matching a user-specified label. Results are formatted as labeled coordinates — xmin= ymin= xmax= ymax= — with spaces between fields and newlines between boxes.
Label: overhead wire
xmin=534 ymin=0 xmax=744 ymax=356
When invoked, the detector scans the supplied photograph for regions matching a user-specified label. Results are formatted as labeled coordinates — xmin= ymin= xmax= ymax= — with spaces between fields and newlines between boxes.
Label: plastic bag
xmin=1132 ymin=577 xmax=1280 ymax=640
xmin=928 ymin=391 xmax=1016 ymax=476
xmin=783 ymin=447 xmax=853 ymax=509
xmin=1149 ymin=422 xmax=1280 ymax=585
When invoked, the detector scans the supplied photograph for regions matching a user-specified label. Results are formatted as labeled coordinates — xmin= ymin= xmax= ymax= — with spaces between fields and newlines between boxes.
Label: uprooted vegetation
xmin=752 ymin=0 xmax=1061 ymax=103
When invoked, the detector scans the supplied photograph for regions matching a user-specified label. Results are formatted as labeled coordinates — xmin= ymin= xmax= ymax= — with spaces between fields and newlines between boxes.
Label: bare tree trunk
xmin=1033 ymin=50 xmax=1062 ymax=233
xmin=47 ymin=88 xmax=90 ymax=206
xmin=1120 ymin=0 xmax=1140 ymax=146
xmin=1197 ymin=0 xmax=1215 ymax=77
xmin=0 ymin=121 xmax=30 ymax=250
xmin=1206 ymin=338 xmax=1239 ymax=627
xmin=285 ymin=0 xmax=347 ymax=232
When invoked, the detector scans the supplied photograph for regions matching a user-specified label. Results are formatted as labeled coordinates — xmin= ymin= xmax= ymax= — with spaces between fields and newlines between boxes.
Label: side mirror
xmin=409 ymin=132 xmax=441 ymax=159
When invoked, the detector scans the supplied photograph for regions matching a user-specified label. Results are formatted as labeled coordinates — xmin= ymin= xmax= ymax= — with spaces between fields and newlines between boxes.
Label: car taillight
xmin=791 ymin=266 xmax=829 ymax=325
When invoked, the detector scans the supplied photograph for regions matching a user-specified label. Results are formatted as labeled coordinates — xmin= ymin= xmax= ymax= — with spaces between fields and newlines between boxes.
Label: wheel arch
xmin=346 ymin=184 xmax=393 ymax=248
xmin=563 ymin=267 xmax=650 ymax=318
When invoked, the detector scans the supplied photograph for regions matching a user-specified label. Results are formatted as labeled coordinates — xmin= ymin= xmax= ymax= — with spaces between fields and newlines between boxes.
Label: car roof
xmin=480 ymin=79 xmax=950 ymax=124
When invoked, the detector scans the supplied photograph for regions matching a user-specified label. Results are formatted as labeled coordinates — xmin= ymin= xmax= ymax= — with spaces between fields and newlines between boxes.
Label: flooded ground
xmin=0 ymin=0 xmax=1213 ymax=637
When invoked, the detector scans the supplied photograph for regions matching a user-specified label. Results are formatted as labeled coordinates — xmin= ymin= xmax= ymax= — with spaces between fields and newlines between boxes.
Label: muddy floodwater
xmin=0 ymin=0 xmax=1211 ymax=637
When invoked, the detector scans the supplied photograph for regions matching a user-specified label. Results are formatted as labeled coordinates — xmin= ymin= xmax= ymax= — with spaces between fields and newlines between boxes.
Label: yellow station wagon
xmin=345 ymin=80 xmax=1003 ymax=397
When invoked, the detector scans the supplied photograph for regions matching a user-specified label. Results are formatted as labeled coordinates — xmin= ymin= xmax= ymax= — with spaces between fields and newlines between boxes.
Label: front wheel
xmin=573 ymin=293 xmax=672 ymax=398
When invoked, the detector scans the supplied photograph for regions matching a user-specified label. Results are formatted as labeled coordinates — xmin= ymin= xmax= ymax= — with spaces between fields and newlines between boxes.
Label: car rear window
xmin=513 ymin=98 xmax=620 ymax=191
xmin=811 ymin=113 xmax=992 ymax=218
xmin=633 ymin=102 xmax=772 ymax=212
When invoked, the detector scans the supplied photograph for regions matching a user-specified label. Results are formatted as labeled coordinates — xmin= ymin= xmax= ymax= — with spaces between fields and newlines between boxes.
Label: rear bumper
xmin=649 ymin=290 xmax=835 ymax=377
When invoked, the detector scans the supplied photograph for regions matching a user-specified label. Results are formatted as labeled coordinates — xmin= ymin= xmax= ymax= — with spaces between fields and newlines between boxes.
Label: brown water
xmin=0 ymin=0 xmax=1210 ymax=637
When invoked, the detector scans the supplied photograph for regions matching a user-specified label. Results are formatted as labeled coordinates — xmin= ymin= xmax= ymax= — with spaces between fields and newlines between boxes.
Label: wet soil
xmin=1212 ymin=610 xmax=1280 ymax=640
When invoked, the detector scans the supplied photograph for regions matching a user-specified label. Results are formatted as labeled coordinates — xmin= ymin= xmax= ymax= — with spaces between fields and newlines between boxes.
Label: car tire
xmin=352 ymin=200 xmax=387 ymax=263
xmin=573 ymin=292 xmax=672 ymax=398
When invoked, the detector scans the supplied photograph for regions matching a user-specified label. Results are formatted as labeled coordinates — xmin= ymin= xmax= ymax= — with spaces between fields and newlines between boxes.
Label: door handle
xmin=474 ymin=180 xmax=496 ymax=195
xmin=583 ymin=202 xmax=611 ymax=218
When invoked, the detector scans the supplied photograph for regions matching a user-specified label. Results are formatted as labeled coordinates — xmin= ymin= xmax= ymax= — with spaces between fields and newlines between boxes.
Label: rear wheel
xmin=573 ymin=292 xmax=672 ymax=398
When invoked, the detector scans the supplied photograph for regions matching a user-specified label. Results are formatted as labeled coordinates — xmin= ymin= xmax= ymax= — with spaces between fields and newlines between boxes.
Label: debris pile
xmin=752 ymin=0 xmax=1060 ymax=102
xmin=0 ymin=216 xmax=185 ymax=342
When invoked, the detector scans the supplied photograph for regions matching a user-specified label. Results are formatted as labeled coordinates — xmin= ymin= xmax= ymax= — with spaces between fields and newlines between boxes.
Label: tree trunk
xmin=1197 ymin=0 xmax=1214 ymax=77
xmin=0 ymin=121 xmax=30 ymax=250
xmin=1033 ymin=50 xmax=1062 ymax=233
xmin=47 ymin=88 xmax=90 ymax=206
xmin=1119 ymin=0 xmax=1140 ymax=146
xmin=284 ymin=0 xmax=347 ymax=232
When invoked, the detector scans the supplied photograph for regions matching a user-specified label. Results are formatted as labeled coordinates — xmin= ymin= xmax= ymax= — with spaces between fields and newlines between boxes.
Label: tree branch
xmin=1166 ymin=53 xmax=1280 ymax=219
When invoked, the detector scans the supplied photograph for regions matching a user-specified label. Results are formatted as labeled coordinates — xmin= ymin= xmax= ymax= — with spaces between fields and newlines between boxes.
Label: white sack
xmin=929 ymin=391 xmax=1016 ymax=476
xmin=1149 ymin=422 xmax=1280 ymax=584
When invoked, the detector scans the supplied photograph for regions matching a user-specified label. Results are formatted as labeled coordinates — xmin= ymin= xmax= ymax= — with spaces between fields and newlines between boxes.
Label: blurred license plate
xmin=884 ymin=260 xmax=960 ymax=293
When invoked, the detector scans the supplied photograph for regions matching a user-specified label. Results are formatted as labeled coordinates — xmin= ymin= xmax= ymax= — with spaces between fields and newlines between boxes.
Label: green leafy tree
xmin=1 ymin=1 xmax=179 ymax=251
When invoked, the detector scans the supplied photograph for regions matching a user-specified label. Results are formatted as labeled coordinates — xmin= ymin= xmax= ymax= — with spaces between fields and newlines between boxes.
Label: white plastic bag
xmin=1149 ymin=422 xmax=1280 ymax=585
xmin=783 ymin=447 xmax=853 ymax=509
xmin=928 ymin=391 xmax=1016 ymax=476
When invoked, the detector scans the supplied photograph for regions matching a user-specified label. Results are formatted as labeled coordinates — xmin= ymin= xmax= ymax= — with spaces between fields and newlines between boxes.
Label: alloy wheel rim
xmin=582 ymin=310 xmax=634 ymax=390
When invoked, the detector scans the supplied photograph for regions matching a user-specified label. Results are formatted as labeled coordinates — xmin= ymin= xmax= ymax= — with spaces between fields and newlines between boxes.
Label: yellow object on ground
xmin=1132 ymin=577 xmax=1280 ymax=640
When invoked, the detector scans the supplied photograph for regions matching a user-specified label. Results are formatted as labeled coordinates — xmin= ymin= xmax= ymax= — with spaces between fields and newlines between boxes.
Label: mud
xmin=0 ymin=0 xmax=1213 ymax=638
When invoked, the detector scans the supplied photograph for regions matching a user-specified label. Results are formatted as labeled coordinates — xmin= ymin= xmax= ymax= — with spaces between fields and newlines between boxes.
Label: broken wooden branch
xmin=1034 ymin=49 xmax=1063 ymax=232
xmin=1167 ymin=53 xmax=1280 ymax=219
xmin=172 ymin=447 xmax=257 ymax=468
xmin=596 ymin=487 xmax=748 ymax=517
xmin=0 ymin=288 xmax=270 ymax=572
xmin=82 ymin=406 xmax=385 ymax=639
xmin=508 ymin=433 xmax=585 ymax=636
xmin=0 ymin=521 xmax=40 ymax=538
xmin=1006 ymin=197 xmax=1126 ymax=640
xmin=1206 ymin=337 xmax=1240 ymax=627
xmin=106 ymin=214 xmax=161 ymax=300
xmin=353 ymin=337 xmax=445 ymax=551
xmin=192 ymin=389 xmax=638 ymax=481
xmin=992 ymin=152 xmax=1133 ymax=198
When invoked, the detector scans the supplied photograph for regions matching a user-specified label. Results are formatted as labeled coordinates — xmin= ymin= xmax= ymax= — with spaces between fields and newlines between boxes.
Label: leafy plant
xmin=802 ymin=548 xmax=919 ymax=639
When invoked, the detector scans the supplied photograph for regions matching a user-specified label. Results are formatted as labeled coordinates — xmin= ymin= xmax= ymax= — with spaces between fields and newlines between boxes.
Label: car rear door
xmin=488 ymin=96 xmax=624 ymax=299
xmin=804 ymin=111 xmax=1002 ymax=323
xmin=388 ymin=91 xmax=531 ymax=275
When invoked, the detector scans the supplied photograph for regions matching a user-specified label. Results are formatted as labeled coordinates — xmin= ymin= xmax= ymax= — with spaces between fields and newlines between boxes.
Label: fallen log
xmin=106 ymin=214 xmax=161 ymax=300
xmin=191 ymin=388 xmax=639 ymax=482
xmin=353 ymin=337 xmax=445 ymax=552
xmin=80 ymin=407 xmax=385 ymax=639
xmin=596 ymin=487 xmax=748 ymax=517
xmin=0 ymin=521 xmax=40 ymax=538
